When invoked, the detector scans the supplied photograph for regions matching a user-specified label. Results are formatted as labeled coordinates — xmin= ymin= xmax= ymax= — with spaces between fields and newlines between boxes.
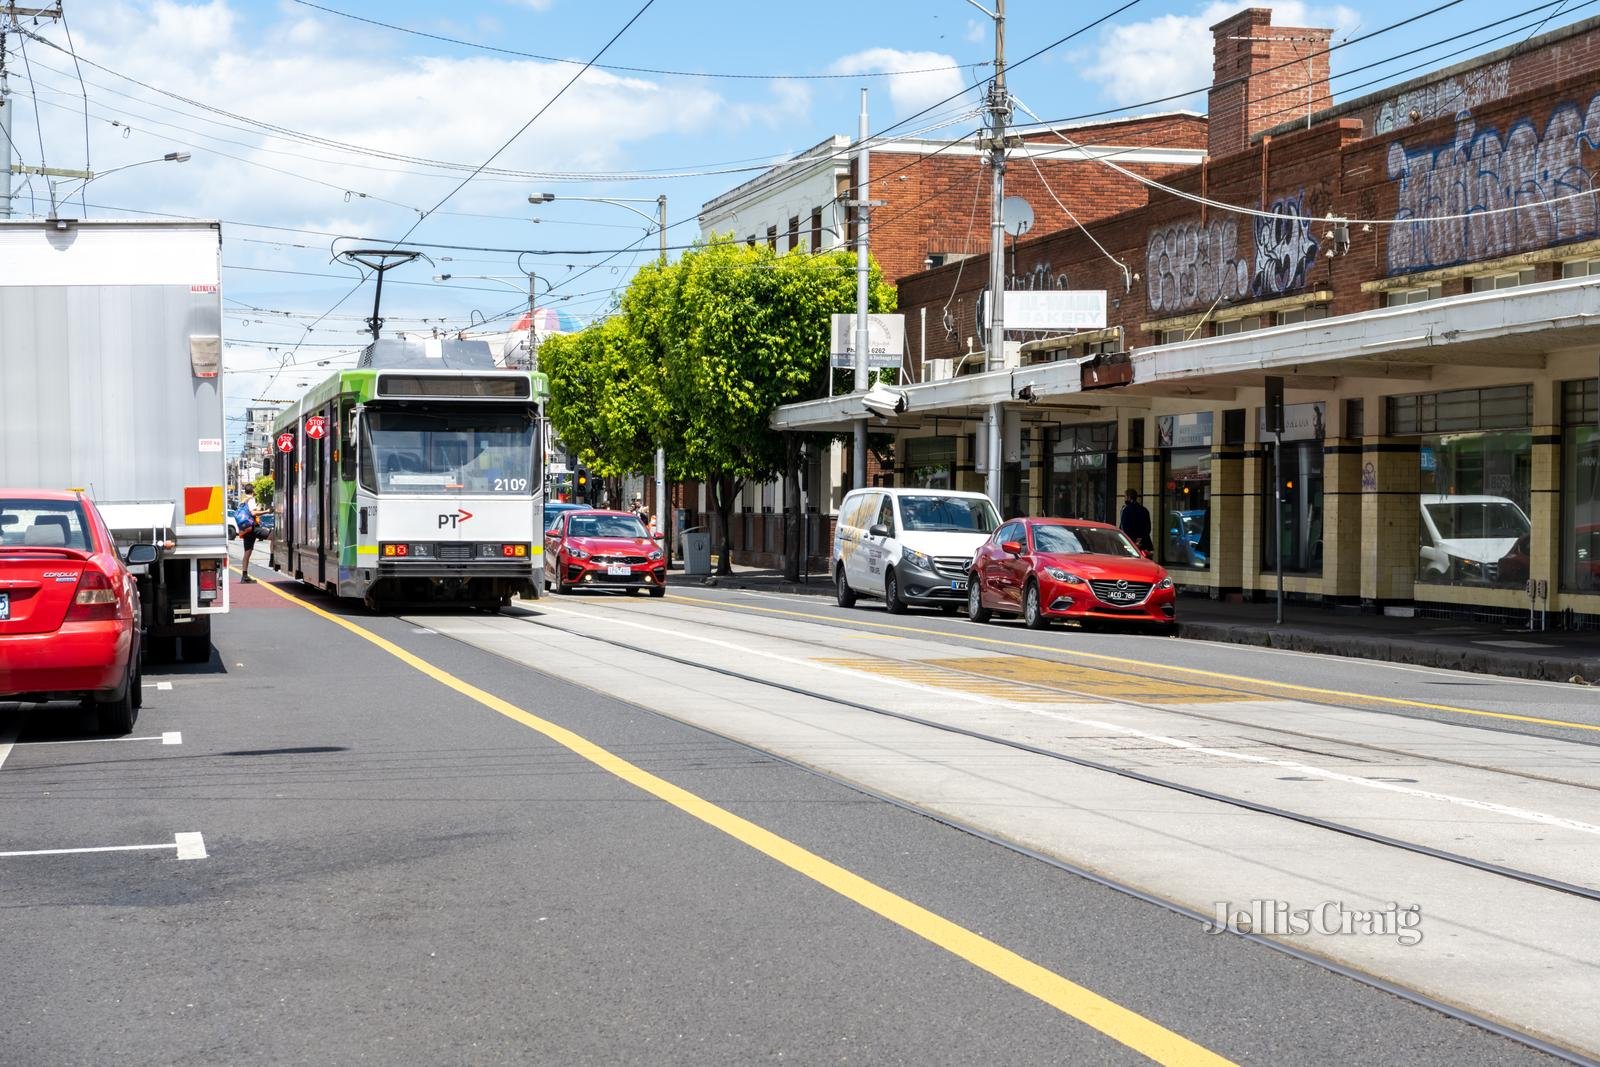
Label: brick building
xmin=772 ymin=8 xmax=1600 ymax=626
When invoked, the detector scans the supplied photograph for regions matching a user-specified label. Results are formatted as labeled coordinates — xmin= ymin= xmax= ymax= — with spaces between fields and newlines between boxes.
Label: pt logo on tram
xmin=438 ymin=508 xmax=474 ymax=529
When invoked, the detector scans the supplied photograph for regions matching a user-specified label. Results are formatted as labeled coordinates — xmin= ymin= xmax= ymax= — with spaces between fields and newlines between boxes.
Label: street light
xmin=42 ymin=152 xmax=191 ymax=219
xmin=532 ymin=191 xmax=671 ymax=553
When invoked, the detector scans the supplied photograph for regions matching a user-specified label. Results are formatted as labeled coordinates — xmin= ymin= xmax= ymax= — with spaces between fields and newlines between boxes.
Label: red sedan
xmin=545 ymin=509 xmax=666 ymax=597
xmin=0 ymin=490 xmax=157 ymax=733
xmin=968 ymin=518 xmax=1177 ymax=631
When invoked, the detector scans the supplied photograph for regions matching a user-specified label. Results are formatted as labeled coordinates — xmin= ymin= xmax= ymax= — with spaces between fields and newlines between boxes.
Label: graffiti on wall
xmin=1253 ymin=193 xmax=1321 ymax=298
xmin=1146 ymin=220 xmax=1249 ymax=314
xmin=1373 ymin=60 xmax=1511 ymax=135
xmin=1147 ymin=192 xmax=1319 ymax=314
xmin=1008 ymin=261 xmax=1072 ymax=291
xmin=1386 ymin=94 xmax=1600 ymax=274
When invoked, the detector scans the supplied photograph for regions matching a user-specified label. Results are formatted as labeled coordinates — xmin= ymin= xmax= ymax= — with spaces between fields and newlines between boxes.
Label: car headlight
xmin=648 ymin=549 xmax=663 ymax=561
xmin=1044 ymin=567 xmax=1085 ymax=584
xmin=901 ymin=547 xmax=936 ymax=571
xmin=1156 ymin=577 xmax=1174 ymax=589
xmin=567 ymin=547 xmax=589 ymax=560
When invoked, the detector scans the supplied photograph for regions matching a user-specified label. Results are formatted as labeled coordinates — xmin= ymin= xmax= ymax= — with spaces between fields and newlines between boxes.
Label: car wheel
xmin=553 ymin=559 xmax=572 ymax=595
xmin=131 ymin=656 xmax=144 ymax=710
xmin=95 ymin=661 xmax=138 ymax=736
xmin=1023 ymin=581 xmax=1049 ymax=630
xmin=648 ymin=585 xmax=666 ymax=598
xmin=967 ymin=577 xmax=991 ymax=623
xmin=884 ymin=570 xmax=907 ymax=615
xmin=835 ymin=566 xmax=857 ymax=608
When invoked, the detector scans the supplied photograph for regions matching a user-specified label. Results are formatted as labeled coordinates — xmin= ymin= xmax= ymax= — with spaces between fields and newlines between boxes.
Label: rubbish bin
xmin=681 ymin=528 xmax=712 ymax=576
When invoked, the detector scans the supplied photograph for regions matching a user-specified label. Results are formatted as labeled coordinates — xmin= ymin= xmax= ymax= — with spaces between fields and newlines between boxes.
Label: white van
xmin=832 ymin=487 xmax=1001 ymax=612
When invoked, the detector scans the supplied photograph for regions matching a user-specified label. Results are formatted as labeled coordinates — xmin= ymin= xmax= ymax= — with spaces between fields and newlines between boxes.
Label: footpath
xmin=683 ymin=564 xmax=1600 ymax=685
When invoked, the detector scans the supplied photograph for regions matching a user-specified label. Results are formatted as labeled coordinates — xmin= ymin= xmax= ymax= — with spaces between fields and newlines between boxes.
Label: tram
xmin=268 ymin=337 xmax=547 ymax=609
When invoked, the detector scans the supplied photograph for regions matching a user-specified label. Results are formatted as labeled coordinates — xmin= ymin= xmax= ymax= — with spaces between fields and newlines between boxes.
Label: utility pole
xmin=1 ymin=4 xmax=65 ymax=220
xmin=975 ymin=0 xmax=1009 ymax=510
xmin=851 ymin=89 xmax=873 ymax=491
xmin=655 ymin=193 xmax=669 ymax=546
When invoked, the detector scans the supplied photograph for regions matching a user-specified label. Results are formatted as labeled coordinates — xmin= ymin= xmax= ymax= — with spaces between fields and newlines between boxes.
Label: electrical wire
xmin=290 ymin=0 xmax=989 ymax=82
xmin=55 ymin=6 xmax=89 ymax=215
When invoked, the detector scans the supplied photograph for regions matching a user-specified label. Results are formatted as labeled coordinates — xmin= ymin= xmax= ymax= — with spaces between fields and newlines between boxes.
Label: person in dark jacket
xmin=1119 ymin=488 xmax=1153 ymax=553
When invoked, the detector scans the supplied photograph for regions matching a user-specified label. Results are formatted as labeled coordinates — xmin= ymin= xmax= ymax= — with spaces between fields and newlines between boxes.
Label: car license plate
xmin=949 ymin=579 xmax=967 ymax=592
xmin=1109 ymin=590 xmax=1136 ymax=601
xmin=0 ymin=592 xmax=8 ymax=620
xmin=607 ymin=565 xmax=630 ymax=576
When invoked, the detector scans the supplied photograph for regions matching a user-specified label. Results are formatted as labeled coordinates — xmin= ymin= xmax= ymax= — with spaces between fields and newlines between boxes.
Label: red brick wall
xmin=1208 ymin=9 xmax=1332 ymax=159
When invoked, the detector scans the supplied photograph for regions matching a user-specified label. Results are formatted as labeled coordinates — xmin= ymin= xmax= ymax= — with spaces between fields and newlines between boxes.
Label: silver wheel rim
xmin=1026 ymin=586 xmax=1038 ymax=623
xmin=969 ymin=583 xmax=979 ymax=615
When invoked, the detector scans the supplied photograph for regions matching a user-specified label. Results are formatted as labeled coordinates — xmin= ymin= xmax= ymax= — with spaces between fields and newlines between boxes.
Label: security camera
xmin=862 ymin=383 xmax=909 ymax=419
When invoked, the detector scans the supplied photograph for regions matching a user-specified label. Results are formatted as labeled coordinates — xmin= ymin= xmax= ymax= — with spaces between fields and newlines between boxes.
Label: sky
xmin=0 ymin=0 xmax=1587 ymax=452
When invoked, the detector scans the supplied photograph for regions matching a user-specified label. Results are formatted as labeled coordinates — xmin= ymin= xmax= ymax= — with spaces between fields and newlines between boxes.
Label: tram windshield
xmin=360 ymin=408 xmax=537 ymax=495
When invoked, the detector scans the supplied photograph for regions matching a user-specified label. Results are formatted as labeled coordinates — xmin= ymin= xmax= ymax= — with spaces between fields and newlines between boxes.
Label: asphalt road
xmin=0 ymin=570 xmax=1573 ymax=1065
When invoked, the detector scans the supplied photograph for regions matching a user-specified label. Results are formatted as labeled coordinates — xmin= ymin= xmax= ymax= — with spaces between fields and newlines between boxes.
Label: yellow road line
xmin=251 ymin=577 xmax=1234 ymax=1066
xmin=667 ymin=595 xmax=1600 ymax=734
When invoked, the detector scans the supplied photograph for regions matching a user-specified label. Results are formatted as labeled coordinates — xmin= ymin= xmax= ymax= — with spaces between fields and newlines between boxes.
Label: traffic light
xmin=575 ymin=468 xmax=589 ymax=490
xmin=575 ymin=468 xmax=589 ymax=503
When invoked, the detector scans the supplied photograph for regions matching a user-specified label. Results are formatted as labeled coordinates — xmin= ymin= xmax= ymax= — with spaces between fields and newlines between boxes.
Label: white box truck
xmin=0 ymin=219 xmax=229 ymax=662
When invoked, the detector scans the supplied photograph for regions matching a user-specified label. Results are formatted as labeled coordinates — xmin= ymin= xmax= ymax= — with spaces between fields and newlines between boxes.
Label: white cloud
xmin=965 ymin=19 xmax=987 ymax=44
xmin=1084 ymin=2 xmax=1361 ymax=108
xmin=829 ymin=48 xmax=967 ymax=118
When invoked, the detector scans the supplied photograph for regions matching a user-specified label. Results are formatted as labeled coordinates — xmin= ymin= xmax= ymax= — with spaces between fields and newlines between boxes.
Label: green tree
xmin=540 ymin=317 xmax=659 ymax=484
xmin=252 ymin=473 xmax=275 ymax=510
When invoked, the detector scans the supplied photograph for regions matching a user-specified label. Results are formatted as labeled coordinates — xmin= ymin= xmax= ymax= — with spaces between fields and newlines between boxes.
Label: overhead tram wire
xmin=289 ymin=0 xmax=988 ymax=82
xmin=55 ymin=5 xmax=90 ymax=215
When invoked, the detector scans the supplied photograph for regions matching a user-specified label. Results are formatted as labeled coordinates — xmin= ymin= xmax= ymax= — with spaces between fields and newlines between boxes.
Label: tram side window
xmin=340 ymin=404 xmax=356 ymax=482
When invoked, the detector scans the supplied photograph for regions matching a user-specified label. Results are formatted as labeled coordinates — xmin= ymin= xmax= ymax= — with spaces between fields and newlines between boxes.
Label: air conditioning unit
xmin=922 ymin=357 xmax=955 ymax=382
xmin=999 ymin=340 xmax=1024 ymax=369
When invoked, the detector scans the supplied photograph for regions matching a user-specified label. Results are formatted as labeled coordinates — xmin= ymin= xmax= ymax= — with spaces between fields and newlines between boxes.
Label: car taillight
xmin=66 ymin=567 xmax=121 ymax=621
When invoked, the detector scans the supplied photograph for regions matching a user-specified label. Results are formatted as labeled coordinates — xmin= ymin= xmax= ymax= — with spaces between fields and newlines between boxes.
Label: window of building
xmin=766 ymin=224 xmax=778 ymax=250
xmin=1562 ymin=258 xmax=1600 ymax=278
xmin=1160 ymin=328 xmax=1190 ymax=345
xmin=810 ymin=208 xmax=823 ymax=253
xmin=1046 ymin=422 xmax=1116 ymax=523
xmin=1259 ymin=403 xmax=1326 ymax=575
xmin=1276 ymin=305 xmax=1328 ymax=326
xmin=1344 ymin=397 xmax=1365 ymax=439
xmin=925 ymin=253 xmax=947 ymax=269
xmin=1214 ymin=315 xmax=1261 ymax=336
xmin=1562 ymin=378 xmax=1599 ymax=594
xmin=1157 ymin=412 xmax=1213 ymax=572
xmin=1386 ymin=285 xmax=1441 ymax=306
xmin=746 ymin=235 xmax=757 ymax=248
xmin=904 ymin=435 xmax=957 ymax=490
xmin=1387 ymin=385 xmax=1531 ymax=435
xmin=1469 ymin=268 xmax=1537 ymax=292
xmin=787 ymin=215 xmax=800 ymax=251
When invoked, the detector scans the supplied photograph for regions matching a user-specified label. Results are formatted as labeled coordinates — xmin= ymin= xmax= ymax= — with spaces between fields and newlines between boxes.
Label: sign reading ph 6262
xmin=276 ymin=432 xmax=296 ymax=453
xmin=304 ymin=415 xmax=328 ymax=440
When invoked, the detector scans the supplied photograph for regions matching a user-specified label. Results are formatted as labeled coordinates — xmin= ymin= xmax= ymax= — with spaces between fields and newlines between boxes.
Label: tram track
xmin=414 ymin=601 xmax=1600 ymax=1067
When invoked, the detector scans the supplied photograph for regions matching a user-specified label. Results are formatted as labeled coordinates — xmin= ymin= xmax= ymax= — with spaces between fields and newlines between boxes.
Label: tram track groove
xmin=407 ymin=602 xmax=1599 ymax=1067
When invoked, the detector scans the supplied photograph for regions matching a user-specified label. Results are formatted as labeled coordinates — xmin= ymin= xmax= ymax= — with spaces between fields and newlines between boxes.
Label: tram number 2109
xmin=494 ymin=478 xmax=530 ymax=492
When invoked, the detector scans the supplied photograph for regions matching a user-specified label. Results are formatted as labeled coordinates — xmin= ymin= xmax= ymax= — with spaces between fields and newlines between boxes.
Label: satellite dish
xmin=1002 ymin=196 xmax=1034 ymax=238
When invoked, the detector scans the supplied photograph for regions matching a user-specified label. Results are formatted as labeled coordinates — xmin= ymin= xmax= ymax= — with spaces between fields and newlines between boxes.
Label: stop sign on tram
xmin=305 ymin=415 xmax=328 ymax=440
xmin=277 ymin=432 xmax=295 ymax=453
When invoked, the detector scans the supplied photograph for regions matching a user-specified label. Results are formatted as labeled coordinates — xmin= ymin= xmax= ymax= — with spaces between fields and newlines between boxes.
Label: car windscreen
xmin=1032 ymin=524 xmax=1139 ymax=557
xmin=897 ymin=495 xmax=999 ymax=534
xmin=361 ymin=409 xmax=537 ymax=495
xmin=1426 ymin=501 xmax=1529 ymax=539
xmin=0 ymin=498 xmax=92 ymax=551
xmin=568 ymin=515 xmax=648 ymax=539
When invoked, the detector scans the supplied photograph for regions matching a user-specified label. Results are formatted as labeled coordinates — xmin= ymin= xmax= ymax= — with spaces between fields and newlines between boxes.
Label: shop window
xmin=1387 ymin=386 xmax=1531 ymax=436
xmin=1047 ymin=422 xmax=1116 ymax=523
xmin=1417 ymin=432 xmax=1532 ymax=588
xmin=1561 ymin=258 xmax=1600 ymax=279
xmin=1469 ymin=268 xmax=1537 ymax=292
xmin=1386 ymin=285 xmax=1440 ymax=307
xmin=1276 ymin=305 xmax=1328 ymax=326
xmin=1562 ymin=379 xmax=1600 ymax=593
xmin=904 ymin=435 xmax=956 ymax=490
xmin=1214 ymin=316 xmax=1261 ymax=336
xmin=1161 ymin=449 xmax=1211 ymax=570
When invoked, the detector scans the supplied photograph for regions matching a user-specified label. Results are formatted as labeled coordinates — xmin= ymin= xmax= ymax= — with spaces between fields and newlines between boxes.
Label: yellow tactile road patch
xmin=815 ymin=657 xmax=1245 ymax=705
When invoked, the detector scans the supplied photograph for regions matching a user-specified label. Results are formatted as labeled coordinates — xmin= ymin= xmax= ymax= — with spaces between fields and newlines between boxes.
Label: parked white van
xmin=832 ymin=487 xmax=1001 ymax=612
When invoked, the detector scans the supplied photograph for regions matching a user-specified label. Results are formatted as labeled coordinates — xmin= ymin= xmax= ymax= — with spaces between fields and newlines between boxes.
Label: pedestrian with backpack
xmin=236 ymin=488 xmax=260 ymax=583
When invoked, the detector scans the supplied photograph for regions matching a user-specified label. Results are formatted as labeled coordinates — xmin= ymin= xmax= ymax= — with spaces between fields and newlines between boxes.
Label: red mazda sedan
xmin=545 ymin=509 xmax=666 ymax=597
xmin=968 ymin=517 xmax=1177 ymax=631
xmin=0 ymin=490 xmax=156 ymax=733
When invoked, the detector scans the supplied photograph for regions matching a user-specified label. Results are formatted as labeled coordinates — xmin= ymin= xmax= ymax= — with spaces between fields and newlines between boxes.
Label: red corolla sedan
xmin=545 ymin=509 xmax=666 ymax=597
xmin=0 ymin=490 xmax=157 ymax=733
xmin=968 ymin=517 xmax=1177 ymax=631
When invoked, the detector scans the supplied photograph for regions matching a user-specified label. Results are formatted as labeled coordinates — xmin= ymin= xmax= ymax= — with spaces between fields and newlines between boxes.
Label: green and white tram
xmin=268 ymin=337 xmax=547 ymax=609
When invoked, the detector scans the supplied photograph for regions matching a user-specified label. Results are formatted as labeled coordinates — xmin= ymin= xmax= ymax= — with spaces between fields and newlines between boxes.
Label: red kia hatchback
xmin=544 ymin=509 xmax=666 ymax=597
xmin=0 ymin=490 xmax=155 ymax=733
xmin=968 ymin=517 xmax=1177 ymax=631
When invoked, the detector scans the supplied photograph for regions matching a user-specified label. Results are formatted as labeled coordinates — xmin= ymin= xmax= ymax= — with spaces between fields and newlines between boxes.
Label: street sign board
xmin=829 ymin=314 xmax=904 ymax=370
xmin=982 ymin=290 xmax=1106 ymax=331
xmin=276 ymin=432 xmax=295 ymax=453
xmin=304 ymin=414 xmax=328 ymax=440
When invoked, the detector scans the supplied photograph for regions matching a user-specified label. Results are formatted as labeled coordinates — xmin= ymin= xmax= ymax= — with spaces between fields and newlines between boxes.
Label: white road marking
xmin=0 ymin=727 xmax=15 ymax=771
xmin=538 ymin=603 xmax=1600 ymax=838
xmin=140 ymin=681 xmax=174 ymax=691
xmin=17 ymin=733 xmax=183 ymax=747
xmin=162 ymin=731 xmax=183 ymax=745
xmin=0 ymin=832 xmax=207 ymax=860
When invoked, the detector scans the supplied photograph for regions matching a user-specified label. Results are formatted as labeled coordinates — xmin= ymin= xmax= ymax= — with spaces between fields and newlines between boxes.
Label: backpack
xmin=234 ymin=504 xmax=256 ymax=536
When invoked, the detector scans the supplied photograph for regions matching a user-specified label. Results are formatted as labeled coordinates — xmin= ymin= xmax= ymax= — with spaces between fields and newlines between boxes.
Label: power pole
xmin=980 ymin=0 xmax=1009 ymax=511
xmin=850 ymin=89 xmax=874 ymax=491
xmin=655 ymin=193 xmax=669 ymax=546
xmin=1 ymin=4 xmax=66 ymax=220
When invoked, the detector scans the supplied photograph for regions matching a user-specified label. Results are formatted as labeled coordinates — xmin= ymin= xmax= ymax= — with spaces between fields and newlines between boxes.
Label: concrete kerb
xmin=696 ymin=571 xmax=1598 ymax=685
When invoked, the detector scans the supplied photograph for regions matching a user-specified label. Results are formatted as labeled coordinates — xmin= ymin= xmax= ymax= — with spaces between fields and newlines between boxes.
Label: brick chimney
xmin=1207 ymin=8 xmax=1332 ymax=159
